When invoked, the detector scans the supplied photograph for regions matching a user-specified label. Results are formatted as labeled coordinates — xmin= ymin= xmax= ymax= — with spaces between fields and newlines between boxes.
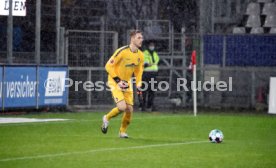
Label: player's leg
xmin=119 ymin=104 xmax=133 ymax=138
xmin=102 ymin=100 xmax=127 ymax=134
xmin=119 ymin=91 xmax=134 ymax=138
xmin=106 ymin=100 xmax=126 ymax=119
xmin=101 ymin=83 xmax=126 ymax=134
xmin=107 ymin=82 xmax=127 ymax=118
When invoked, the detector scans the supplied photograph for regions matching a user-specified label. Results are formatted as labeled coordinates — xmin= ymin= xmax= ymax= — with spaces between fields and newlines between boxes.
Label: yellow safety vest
xmin=143 ymin=49 xmax=160 ymax=72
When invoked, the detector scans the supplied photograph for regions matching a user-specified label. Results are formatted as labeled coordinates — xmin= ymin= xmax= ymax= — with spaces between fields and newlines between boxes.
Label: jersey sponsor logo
xmin=125 ymin=63 xmax=137 ymax=67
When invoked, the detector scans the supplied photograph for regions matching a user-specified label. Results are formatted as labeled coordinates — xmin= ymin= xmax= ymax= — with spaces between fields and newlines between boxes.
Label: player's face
xmin=132 ymin=33 xmax=143 ymax=48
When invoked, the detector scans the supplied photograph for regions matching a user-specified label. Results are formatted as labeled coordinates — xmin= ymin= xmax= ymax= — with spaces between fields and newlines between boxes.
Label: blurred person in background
xmin=139 ymin=41 xmax=160 ymax=111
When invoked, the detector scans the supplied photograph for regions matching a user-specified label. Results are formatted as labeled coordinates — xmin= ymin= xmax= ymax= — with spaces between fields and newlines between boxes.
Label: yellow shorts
xmin=108 ymin=80 xmax=134 ymax=105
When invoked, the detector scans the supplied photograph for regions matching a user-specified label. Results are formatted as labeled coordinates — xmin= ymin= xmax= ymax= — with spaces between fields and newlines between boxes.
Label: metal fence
xmin=0 ymin=0 xmax=59 ymax=64
xmin=195 ymin=34 xmax=276 ymax=109
xmin=65 ymin=29 xmax=191 ymax=108
xmin=66 ymin=30 xmax=118 ymax=67
xmin=65 ymin=30 xmax=276 ymax=110
xmin=198 ymin=67 xmax=276 ymax=109
xmin=136 ymin=20 xmax=173 ymax=54
xmin=66 ymin=30 xmax=118 ymax=107
xmin=68 ymin=68 xmax=114 ymax=108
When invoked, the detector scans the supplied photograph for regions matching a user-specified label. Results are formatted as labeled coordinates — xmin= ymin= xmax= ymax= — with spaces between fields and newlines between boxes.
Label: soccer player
xmin=101 ymin=30 xmax=144 ymax=138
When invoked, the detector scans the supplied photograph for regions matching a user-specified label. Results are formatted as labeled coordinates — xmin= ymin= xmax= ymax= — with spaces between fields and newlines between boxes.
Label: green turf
xmin=0 ymin=111 xmax=275 ymax=168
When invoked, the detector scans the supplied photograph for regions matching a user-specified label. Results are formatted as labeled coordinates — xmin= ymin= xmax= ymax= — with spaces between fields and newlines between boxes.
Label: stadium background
xmin=0 ymin=0 xmax=276 ymax=111
xmin=0 ymin=1 xmax=276 ymax=167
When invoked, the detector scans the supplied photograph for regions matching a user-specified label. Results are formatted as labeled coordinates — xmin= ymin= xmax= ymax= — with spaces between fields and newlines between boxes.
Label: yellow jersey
xmin=105 ymin=45 xmax=144 ymax=87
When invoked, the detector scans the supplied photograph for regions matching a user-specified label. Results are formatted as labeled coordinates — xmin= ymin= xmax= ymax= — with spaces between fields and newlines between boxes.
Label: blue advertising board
xmin=3 ymin=66 xmax=37 ymax=108
xmin=38 ymin=66 xmax=68 ymax=106
xmin=204 ymin=35 xmax=276 ymax=66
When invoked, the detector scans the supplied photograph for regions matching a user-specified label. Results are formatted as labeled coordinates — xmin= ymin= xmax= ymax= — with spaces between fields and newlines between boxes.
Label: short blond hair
xmin=129 ymin=29 xmax=142 ymax=38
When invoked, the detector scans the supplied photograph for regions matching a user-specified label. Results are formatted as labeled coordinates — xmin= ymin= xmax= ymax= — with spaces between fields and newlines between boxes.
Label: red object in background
xmin=257 ymin=86 xmax=265 ymax=103
xmin=191 ymin=50 xmax=196 ymax=65
xmin=189 ymin=50 xmax=197 ymax=70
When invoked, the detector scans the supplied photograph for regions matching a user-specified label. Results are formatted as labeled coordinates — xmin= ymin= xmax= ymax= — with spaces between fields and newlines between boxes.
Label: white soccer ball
xmin=209 ymin=129 xmax=224 ymax=143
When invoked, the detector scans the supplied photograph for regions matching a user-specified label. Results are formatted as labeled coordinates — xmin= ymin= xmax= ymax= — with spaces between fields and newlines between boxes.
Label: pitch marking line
xmin=0 ymin=115 xmax=183 ymax=126
xmin=0 ymin=118 xmax=69 ymax=124
xmin=0 ymin=140 xmax=207 ymax=162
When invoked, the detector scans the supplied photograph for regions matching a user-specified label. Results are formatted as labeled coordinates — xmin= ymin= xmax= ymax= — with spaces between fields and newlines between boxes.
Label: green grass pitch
xmin=0 ymin=111 xmax=275 ymax=168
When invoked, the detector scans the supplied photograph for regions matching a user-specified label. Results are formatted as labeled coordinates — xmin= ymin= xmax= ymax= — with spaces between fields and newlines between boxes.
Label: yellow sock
xmin=106 ymin=107 xmax=121 ymax=120
xmin=119 ymin=111 xmax=132 ymax=133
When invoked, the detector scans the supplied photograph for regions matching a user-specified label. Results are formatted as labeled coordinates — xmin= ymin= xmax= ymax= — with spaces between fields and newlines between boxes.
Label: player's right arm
xmin=105 ymin=48 xmax=128 ymax=90
xmin=105 ymin=49 xmax=123 ymax=81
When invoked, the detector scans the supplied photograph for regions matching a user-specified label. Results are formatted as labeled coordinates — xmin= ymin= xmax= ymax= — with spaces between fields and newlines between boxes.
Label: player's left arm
xmin=134 ymin=54 xmax=144 ymax=88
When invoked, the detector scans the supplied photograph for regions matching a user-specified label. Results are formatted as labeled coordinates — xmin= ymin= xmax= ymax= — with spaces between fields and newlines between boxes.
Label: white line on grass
xmin=79 ymin=115 xmax=184 ymax=122
xmin=0 ymin=118 xmax=69 ymax=124
xmin=0 ymin=115 xmax=184 ymax=126
xmin=0 ymin=140 xmax=207 ymax=162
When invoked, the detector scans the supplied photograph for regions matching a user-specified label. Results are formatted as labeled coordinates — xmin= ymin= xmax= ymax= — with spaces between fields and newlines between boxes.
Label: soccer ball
xmin=209 ymin=129 xmax=224 ymax=143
